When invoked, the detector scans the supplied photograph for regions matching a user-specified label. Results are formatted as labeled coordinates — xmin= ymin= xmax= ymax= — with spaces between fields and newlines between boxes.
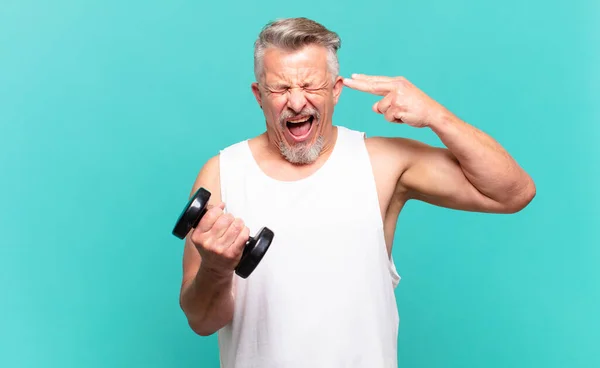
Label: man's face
xmin=252 ymin=44 xmax=343 ymax=164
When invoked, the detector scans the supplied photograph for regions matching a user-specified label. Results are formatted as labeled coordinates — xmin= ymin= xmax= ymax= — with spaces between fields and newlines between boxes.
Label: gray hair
xmin=253 ymin=18 xmax=341 ymax=83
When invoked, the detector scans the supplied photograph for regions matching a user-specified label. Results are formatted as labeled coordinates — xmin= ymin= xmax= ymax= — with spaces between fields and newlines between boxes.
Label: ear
xmin=251 ymin=82 xmax=262 ymax=108
xmin=332 ymin=76 xmax=344 ymax=105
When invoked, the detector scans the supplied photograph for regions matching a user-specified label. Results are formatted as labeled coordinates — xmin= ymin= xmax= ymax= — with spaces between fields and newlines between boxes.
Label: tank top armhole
xmin=390 ymin=257 xmax=401 ymax=288
xmin=217 ymin=144 xmax=243 ymax=294
xmin=355 ymin=128 xmax=401 ymax=288
xmin=218 ymin=149 xmax=228 ymax=210
xmin=218 ymin=139 xmax=254 ymax=213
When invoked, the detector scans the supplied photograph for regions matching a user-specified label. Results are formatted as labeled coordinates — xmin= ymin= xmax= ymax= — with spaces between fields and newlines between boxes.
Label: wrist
xmin=197 ymin=263 xmax=234 ymax=283
xmin=427 ymin=107 xmax=458 ymax=133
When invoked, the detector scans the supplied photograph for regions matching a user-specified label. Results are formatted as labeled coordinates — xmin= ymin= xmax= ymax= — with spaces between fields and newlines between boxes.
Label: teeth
xmin=287 ymin=116 xmax=311 ymax=124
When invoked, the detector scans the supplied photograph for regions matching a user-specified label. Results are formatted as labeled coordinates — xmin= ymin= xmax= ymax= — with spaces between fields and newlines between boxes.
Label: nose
xmin=286 ymin=88 xmax=307 ymax=113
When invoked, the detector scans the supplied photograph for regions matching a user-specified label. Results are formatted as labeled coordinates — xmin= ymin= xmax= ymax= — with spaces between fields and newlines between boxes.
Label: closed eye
xmin=264 ymin=81 xmax=328 ymax=94
xmin=303 ymin=81 xmax=329 ymax=92
xmin=266 ymin=85 xmax=288 ymax=94
xmin=302 ymin=85 xmax=324 ymax=93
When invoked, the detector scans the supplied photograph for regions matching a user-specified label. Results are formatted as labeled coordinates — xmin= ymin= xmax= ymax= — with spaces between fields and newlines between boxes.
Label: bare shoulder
xmin=362 ymin=135 xmax=418 ymax=214
xmin=363 ymin=135 xmax=434 ymax=250
xmin=180 ymin=154 xmax=222 ymax=287
xmin=364 ymin=134 xmax=451 ymax=204
xmin=188 ymin=154 xmax=222 ymax=206
xmin=364 ymin=135 xmax=427 ymax=183
xmin=365 ymin=134 xmax=434 ymax=156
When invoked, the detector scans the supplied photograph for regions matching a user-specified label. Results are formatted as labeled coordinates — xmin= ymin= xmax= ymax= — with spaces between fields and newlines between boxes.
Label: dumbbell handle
xmin=172 ymin=187 xmax=273 ymax=278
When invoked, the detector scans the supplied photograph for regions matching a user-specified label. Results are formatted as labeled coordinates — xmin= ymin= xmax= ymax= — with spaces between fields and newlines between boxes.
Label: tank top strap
xmin=218 ymin=139 xmax=253 ymax=206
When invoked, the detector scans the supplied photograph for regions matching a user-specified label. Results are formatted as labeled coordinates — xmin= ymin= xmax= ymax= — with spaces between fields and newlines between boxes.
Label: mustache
xmin=279 ymin=108 xmax=320 ymax=126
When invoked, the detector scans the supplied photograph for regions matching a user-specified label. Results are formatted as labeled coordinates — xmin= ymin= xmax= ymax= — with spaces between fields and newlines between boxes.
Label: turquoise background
xmin=1 ymin=0 xmax=598 ymax=367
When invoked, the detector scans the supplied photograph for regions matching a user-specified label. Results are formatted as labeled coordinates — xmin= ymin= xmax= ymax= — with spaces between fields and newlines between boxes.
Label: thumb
xmin=372 ymin=101 xmax=381 ymax=114
xmin=206 ymin=202 xmax=226 ymax=211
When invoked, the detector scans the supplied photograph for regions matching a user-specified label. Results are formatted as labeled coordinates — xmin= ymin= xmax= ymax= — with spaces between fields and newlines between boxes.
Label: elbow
xmin=188 ymin=320 xmax=218 ymax=337
xmin=179 ymin=298 xmax=213 ymax=337
xmin=181 ymin=306 xmax=219 ymax=336
xmin=503 ymin=176 xmax=536 ymax=213
xmin=179 ymin=299 xmax=228 ymax=337
xmin=188 ymin=316 xmax=230 ymax=336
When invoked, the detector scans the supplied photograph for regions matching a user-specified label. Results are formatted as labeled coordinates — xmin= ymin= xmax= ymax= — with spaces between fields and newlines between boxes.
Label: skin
xmin=249 ymin=45 xmax=344 ymax=175
xmin=179 ymin=44 xmax=536 ymax=336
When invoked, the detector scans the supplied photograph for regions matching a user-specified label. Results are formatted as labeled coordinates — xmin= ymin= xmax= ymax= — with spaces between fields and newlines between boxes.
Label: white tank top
xmin=217 ymin=126 xmax=401 ymax=368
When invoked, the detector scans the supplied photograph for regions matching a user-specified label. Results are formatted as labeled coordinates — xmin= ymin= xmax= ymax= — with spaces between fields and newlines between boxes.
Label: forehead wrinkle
xmin=261 ymin=45 xmax=331 ymax=87
xmin=272 ymin=67 xmax=313 ymax=83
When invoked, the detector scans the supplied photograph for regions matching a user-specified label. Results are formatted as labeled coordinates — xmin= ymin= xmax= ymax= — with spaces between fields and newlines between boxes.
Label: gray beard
xmin=280 ymin=135 xmax=324 ymax=165
xmin=277 ymin=106 xmax=323 ymax=165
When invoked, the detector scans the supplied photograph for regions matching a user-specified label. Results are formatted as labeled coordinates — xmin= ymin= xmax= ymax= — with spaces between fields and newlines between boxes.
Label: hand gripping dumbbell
xmin=172 ymin=187 xmax=274 ymax=278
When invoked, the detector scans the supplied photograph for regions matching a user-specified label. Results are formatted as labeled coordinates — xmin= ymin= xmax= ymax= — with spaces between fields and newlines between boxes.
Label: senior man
xmin=178 ymin=17 xmax=535 ymax=368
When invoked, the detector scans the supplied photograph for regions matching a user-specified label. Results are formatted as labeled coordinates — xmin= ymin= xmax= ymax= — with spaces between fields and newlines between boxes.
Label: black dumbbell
xmin=172 ymin=187 xmax=274 ymax=278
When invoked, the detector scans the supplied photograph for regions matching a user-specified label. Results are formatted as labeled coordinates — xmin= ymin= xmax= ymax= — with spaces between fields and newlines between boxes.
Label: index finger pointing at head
xmin=342 ymin=77 xmax=392 ymax=96
xmin=351 ymin=74 xmax=395 ymax=83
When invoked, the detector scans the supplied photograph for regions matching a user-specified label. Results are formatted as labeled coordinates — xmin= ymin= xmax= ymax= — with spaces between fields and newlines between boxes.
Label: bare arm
xmin=344 ymin=74 xmax=536 ymax=213
xmin=180 ymin=255 xmax=235 ymax=336
xmin=399 ymin=114 xmax=536 ymax=213
xmin=179 ymin=155 xmax=249 ymax=336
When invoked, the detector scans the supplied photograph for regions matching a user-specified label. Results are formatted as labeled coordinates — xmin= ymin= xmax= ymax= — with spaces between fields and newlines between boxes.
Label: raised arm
xmin=344 ymin=74 xmax=536 ymax=213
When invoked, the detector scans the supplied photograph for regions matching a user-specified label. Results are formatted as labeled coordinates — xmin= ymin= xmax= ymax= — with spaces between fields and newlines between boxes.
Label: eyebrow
xmin=265 ymin=80 xmax=326 ymax=90
xmin=268 ymin=83 xmax=289 ymax=89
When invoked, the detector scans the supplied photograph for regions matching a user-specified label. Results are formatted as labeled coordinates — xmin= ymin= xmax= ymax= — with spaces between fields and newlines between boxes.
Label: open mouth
xmin=285 ymin=115 xmax=315 ymax=140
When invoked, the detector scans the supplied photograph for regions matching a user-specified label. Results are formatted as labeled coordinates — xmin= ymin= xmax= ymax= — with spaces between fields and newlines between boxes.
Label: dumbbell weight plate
xmin=172 ymin=187 xmax=211 ymax=239
xmin=236 ymin=227 xmax=274 ymax=278
xmin=172 ymin=187 xmax=274 ymax=278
